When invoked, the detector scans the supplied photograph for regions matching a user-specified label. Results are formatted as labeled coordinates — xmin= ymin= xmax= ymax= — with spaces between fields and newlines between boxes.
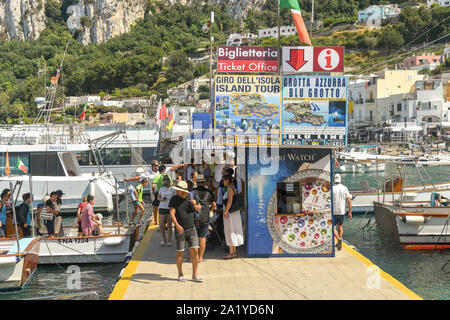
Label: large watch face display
xmin=267 ymin=169 xmax=333 ymax=254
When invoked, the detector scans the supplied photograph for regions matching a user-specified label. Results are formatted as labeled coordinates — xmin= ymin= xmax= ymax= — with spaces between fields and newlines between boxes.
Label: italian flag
xmin=16 ymin=157 xmax=28 ymax=173
xmin=279 ymin=0 xmax=312 ymax=46
xmin=80 ymin=101 xmax=88 ymax=121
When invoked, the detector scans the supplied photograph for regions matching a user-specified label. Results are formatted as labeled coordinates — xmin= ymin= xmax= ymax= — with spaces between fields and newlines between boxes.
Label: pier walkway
xmin=109 ymin=225 xmax=421 ymax=300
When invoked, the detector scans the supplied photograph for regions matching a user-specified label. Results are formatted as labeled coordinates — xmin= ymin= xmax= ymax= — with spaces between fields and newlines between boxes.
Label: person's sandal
xmin=223 ymin=254 xmax=234 ymax=259
xmin=192 ymin=275 xmax=203 ymax=283
xmin=178 ymin=275 xmax=186 ymax=282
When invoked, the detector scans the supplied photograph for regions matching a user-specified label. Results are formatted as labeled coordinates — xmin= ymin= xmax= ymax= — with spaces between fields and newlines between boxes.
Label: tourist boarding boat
xmin=0 ymin=237 xmax=40 ymax=291
xmin=0 ymin=129 xmax=122 ymax=214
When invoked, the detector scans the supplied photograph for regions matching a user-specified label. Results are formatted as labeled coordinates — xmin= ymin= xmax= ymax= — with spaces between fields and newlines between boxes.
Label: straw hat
xmin=173 ymin=181 xmax=190 ymax=194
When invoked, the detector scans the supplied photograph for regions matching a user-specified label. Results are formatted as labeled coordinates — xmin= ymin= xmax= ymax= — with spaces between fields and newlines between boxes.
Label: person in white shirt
xmin=332 ymin=174 xmax=352 ymax=250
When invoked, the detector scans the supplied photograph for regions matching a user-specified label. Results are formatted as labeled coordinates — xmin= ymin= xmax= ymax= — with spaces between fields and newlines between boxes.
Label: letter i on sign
xmin=325 ymin=50 xmax=332 ymax=69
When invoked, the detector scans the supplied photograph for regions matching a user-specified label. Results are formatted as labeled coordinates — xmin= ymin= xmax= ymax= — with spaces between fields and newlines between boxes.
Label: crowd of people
xmin=0 ymin=187 xmax=104 ymax=239
xmin=125 ymin=156 xmax=245 ymax=283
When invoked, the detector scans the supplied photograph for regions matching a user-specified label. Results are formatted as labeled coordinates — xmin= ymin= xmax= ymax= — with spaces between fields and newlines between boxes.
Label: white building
xmin=258 ymin=26 xmax=297 ymax=38
xmin=348 ymin=79 xmax=368 ymax=130
xmin=357 ymin=4 xmax=401 ymax=29
xmin=396 ymin=79 xmax=450 ymax=135
xmin=226 ymin=33 xmax=258 ymax=46
xmin=444 ymin=46 xmax=450 ymax=59
xmin=427 ymin=0 xmax=450 ymax=7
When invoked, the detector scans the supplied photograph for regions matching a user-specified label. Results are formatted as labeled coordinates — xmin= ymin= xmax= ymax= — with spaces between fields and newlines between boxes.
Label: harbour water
xmin=1 ymin=165 xmax=449 ymax=300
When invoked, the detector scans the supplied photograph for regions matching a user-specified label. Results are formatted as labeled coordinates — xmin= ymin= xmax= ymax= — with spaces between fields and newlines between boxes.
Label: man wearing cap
xmin=169 ymin=181 xmax=203 ymax=283
xmin=332 ymin=174 xmax=352 ymax=250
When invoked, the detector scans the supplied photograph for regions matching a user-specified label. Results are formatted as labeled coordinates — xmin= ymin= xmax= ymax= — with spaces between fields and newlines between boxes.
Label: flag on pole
xmin=155 ymin=99 xmax=162 ymax=123
xmin=279 ymin=0 xmax=312 ymax=46
xmin=4 ymin=152 xmax=10 ymax=175
xmin=161 ymin=103 xmax=167 ymax=121
xmin=166 ymin=111 xmax=174 ymax=130
xmin=80 ymin=100 xmax=88 ymax=121
xmin=16 ymin=157 xmax=28 ymax=173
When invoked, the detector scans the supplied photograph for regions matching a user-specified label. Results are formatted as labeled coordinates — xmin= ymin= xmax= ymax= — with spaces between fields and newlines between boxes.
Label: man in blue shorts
xmin=332 ymin=174 xmax=352 ymax=250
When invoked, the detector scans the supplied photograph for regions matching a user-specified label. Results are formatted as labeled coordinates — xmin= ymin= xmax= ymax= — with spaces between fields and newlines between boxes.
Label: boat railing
xmin=0 ymin=123 xmax=90 ymax=145
xmin=23 ymin=291 xmax=99 ymax=300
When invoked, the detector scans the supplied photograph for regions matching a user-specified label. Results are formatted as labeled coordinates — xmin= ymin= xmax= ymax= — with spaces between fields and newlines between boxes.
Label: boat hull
xmin=38 ymin=226 xmax=139 ymax=264
xmin=0 ymin=238 xmax=40 ymax=291
xmin=374 ymin=202 xmax=450 ymax=245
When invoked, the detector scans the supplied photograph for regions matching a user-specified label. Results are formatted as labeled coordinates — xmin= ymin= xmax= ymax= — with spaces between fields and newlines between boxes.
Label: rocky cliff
xmin=0 ymin=0 xmax=265 ymax=44
xmin=0 ymin=0 xmax=47 ymax=40
xmin=66 ymin=0 xmax=147 ymax=45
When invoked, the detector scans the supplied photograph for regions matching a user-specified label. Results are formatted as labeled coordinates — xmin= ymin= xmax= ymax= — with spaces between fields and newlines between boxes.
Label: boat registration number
xmin=57 ymin=238 xmax=89 ymax=244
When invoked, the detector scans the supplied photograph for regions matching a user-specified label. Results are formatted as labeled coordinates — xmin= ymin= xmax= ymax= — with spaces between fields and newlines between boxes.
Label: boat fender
xmin=401 ymin=216 xmax=427 ymax=224
xmin=89 ymin=179 xmax=97 ymax=197
xmin=0 ymin=256 xmax=18 ymax=266
xmin=124 ymin=252 xmax=133 ymax=263
xmin=103 ymin=237 xmax=124 ymax=246
xmin=119 ymin=268 xmax=125 ymax=278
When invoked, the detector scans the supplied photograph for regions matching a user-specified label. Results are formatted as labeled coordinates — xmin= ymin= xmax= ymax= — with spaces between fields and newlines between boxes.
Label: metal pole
xmin=376 ymin=157 xmax=379 ymax=203
xmin=277 ymin=1 xmax=281 ymax=75
xmin=124 ymin=180 xmax=129 ymax=224
xmin=28 ymin=175 xmax=36 ymax=238
xmin=9 ymin=182 xmax=20 ymax=253
xmin=310 ymin=0 xmax=314 ymax=40
xmin=209 ymin=11 xmax=214 ymax=110
xmin=115 ymin=178 xmax=120 ymax=234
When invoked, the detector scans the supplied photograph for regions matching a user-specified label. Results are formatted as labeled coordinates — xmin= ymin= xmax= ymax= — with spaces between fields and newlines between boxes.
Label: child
xmin=130 ymin=177 xmax=149 ymax=224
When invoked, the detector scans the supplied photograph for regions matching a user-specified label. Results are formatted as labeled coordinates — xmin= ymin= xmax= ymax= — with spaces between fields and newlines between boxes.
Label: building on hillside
xmin=65 ymin=96 xmax=101 ymax=106
xmin=403 ymin=54 xmax=445 ymax=70
xmin=357 ymin=4 xmax=401 ymax=28
xmin=167 ymin=76 xmax=210 ymax=103
xmin=381 ymin=79 xmax=450 ymax=141
xmin=427 ymin=0 xmax=450 ymax=7
xmin=348 ymin=79 xmax=368 ymax=132
xmin=98 ymin=112 xmax=145 ymax=125
xmin=258 ymin=26 xmax=297 ymax=38
xmin=444 ymin=46 xmax=450 ymax=59
xmin=226 ymin=33 xmax=258 ymax=46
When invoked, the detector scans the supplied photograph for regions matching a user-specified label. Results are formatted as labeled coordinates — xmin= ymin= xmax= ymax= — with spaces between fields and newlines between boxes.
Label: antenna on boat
xmin=9 ymin=181 xmax=21 ymax=254
xmin=33 ymin=39 xmax=70 ymax=125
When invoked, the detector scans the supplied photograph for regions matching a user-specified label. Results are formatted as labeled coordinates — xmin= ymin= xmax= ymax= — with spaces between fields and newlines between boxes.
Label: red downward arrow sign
xmin=287 ymin=49 xmax=308 ymax=71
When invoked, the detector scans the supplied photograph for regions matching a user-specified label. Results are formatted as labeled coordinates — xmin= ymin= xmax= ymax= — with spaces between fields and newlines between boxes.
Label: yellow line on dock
xmin=342 ymin=242 xmax=423 ymax=300
xmin=108 ymin=225 xmax=158 ymax=300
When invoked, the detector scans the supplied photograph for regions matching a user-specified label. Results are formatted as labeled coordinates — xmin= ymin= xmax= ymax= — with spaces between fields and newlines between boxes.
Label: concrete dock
xmin=109 ymin=225 xmax=422 ymax=300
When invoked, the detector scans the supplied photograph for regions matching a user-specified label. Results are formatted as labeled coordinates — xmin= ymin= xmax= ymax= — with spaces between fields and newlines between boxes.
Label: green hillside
xmin=0 ymin=0 xmax=448 ymax=123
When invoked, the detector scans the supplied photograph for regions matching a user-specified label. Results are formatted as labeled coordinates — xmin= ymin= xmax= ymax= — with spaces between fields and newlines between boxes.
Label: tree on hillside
xmin=377 ymin=27 xmax=404 ymax=51
xmin=166 ymin=51 xmax=194 ymax=85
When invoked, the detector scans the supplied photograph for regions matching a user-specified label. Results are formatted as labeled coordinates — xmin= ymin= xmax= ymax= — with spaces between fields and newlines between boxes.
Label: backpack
xmin=127 ymin=185 xmax=137 ymax=202
xmin=194 ymin=188 xmax=212 ymax=226
xmin=227 ymin=185 xmax=244 ymax=212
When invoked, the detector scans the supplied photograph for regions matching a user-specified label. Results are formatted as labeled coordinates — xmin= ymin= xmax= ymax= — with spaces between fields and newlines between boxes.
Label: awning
xmin=385 ymin=126 xmax=423 ymax=132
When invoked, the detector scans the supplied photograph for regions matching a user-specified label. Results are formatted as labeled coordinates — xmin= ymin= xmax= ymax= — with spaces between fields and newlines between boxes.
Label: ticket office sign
xmin=281 ymin=76 xmax=348 ymax=147
xmin=214 ymin=75 xmax=282 ymax=146
xmin=217 ymin=46 xmax=278 ymax=73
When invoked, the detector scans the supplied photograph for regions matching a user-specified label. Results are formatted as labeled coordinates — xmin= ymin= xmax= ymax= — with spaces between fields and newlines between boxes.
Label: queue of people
xmin=127 ymin=155 xmax=245 ymax=283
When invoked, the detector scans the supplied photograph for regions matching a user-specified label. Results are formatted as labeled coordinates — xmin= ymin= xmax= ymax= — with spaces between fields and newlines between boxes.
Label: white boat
xmin=38 ymin=224 xmax=139 ymax=264
xmin=336 ymin=161 xmax=385 ymax=173
xmin=349 ymin=166 xmax=450 ymax=212
xmin=0 ymin=237 xmax=40 ymax=291
xmin=374 ymin=200 xmax=450 ymax=248
xmin=0 ymin=124 xmax=126 ymax=214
